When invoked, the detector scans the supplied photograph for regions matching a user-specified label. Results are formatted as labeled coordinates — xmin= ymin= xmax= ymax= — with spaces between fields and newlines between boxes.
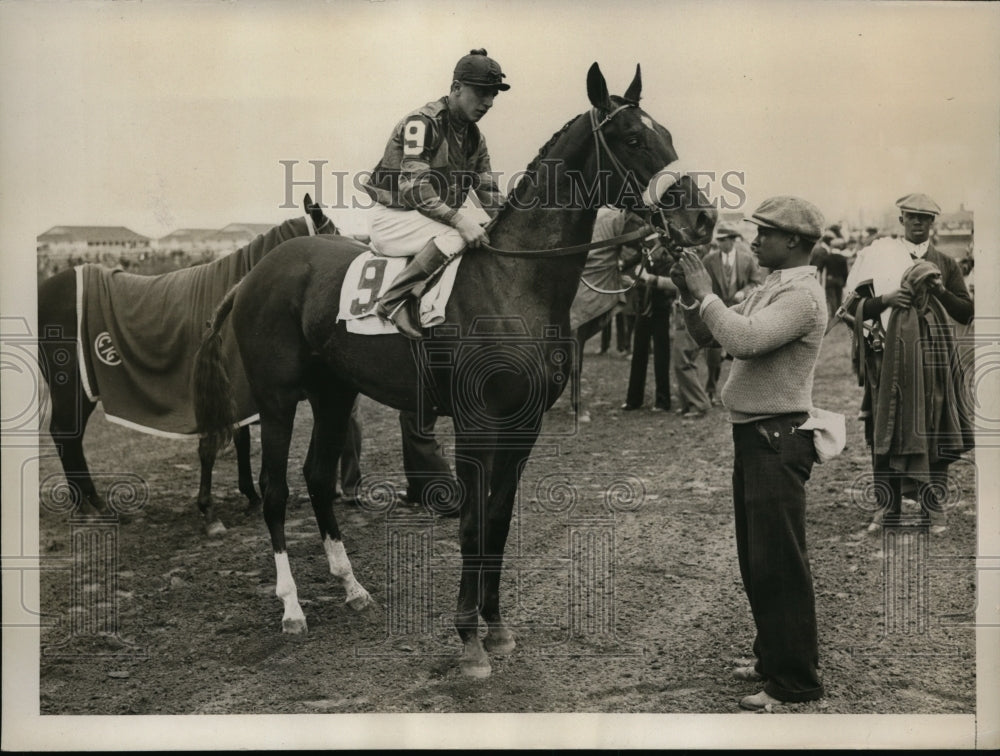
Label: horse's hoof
xmin=460 ymin=659 xmax=492 ymax=679
xmin=282 ymin=617 xmax=308 ymax=634
xmin=459 ymin=641 xmax=491 ymax=678
xmin=483 ymin=627 xmax=516 ymax=655
xmin=346 ymin=590 xmax=374 ymax=612
xmin=205 ymin=520 xmax=227 ymax=537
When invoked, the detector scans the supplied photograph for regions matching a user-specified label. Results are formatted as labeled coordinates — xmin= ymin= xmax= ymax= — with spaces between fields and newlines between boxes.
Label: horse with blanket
xmin=37 ymin=197 xmax=337 ymax=535
xmin=193 ymin=63 xmax=716 ymax=677
xmin=568 ymin=207 xmax=652 ymax=422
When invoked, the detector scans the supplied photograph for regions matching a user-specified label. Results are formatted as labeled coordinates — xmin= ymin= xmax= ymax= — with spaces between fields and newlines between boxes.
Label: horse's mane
xmin=492 ymin=96 xmax=633 ymax=227
xmin=490 ymin=114 xmax=581 ymax=227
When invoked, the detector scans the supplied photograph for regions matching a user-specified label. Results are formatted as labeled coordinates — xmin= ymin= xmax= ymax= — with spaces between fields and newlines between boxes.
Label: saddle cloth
xmin=77 ymin=262 xmax=258 ymax=438
xmin=336 ymin=250 xmax=463 ymax=335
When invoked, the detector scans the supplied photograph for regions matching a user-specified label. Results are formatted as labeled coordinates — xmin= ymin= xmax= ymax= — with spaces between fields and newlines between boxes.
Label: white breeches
xmin=367 ymin=204 xmax=465 ymax=258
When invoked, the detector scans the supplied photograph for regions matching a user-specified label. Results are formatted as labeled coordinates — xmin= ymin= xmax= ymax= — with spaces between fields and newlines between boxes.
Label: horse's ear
xmin=303 ymin=193 xmax=330 ymax=229
xmin=623 ymin=64 xmax=642 ymax=104
xmin=587 ymin=62 xmax=612 ymax=112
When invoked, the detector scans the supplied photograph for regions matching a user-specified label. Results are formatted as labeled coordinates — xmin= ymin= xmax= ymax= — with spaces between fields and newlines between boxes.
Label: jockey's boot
xmin=376 ymin=239 xmax=451 ymax=339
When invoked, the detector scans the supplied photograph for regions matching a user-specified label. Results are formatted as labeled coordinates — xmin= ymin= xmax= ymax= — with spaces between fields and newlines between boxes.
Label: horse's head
xmin=302 ymin=193 xmax=338 ymax=236
xmin=586 ymin=63 xmax=717 ymax=249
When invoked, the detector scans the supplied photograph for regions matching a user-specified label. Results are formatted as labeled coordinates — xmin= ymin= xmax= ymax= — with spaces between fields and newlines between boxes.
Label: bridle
xmin=481 ymin=104 xmax=687 ymax=260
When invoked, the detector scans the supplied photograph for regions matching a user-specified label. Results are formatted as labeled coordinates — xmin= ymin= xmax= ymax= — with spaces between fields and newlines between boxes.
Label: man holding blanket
xmin=845 ymin=193 xmax=974 ymax=532
xmin=673 ymin=196 xmax=828 ymax=710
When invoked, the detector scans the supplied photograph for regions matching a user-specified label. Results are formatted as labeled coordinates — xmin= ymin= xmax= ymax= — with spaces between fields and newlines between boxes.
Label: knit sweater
xmin=684 ymin=266 xmax=827 ymax=423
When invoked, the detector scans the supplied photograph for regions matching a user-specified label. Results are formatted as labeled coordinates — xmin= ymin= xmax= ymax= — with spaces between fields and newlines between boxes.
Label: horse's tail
xmin=193 ymin=283 xmax=240 ymax=453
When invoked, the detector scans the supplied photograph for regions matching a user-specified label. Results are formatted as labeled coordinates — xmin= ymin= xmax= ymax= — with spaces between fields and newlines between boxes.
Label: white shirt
xmin=901 ymin=238 xmax=930 ymax=259
xmin=845 ymin=237 xmax=917 ymax=329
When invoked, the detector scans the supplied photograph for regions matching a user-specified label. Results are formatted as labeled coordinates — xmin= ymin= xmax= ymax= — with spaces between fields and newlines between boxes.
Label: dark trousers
xmin=825 ymin=282 xmax=844 ymax=320
xmin=732 ymin=413 xmax=824 ymax=702
xmin=336 ymin=398 xmax=363 ymax=498
xmin=400 ymin=405 xmax=455 ymax=505
xmin=600 ymin=312 xmax=634 ymax=353
xmin=672 ymin=324 xmax=711 ymax=413
xmin=872 ymin=452 xmax=949 ymax=525
xmin=616 ymin=312 xmax=634 ymax=353
xmin=625 ymin=309 xmax=671 ymax=409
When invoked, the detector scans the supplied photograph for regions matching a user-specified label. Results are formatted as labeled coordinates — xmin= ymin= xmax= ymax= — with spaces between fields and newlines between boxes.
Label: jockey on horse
xmin=365 ymin=49 xmax=509 ymax=338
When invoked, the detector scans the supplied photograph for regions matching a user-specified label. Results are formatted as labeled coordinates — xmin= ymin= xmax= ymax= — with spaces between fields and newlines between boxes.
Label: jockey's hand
xmin=882 ymin=287 xmax=912 ymax=309
xmin=455 ymin=215 xmax=489 ymax=248
xmin=678 ymin=249 xmax=713 ymax=301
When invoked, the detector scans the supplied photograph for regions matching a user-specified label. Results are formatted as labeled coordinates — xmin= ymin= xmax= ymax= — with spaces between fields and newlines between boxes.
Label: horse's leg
xmin=234 ymin=425 xmax=262 ymax=511
xmin=39 ymin=270 xmax=107 ymax=516
xmin=302 ymin=384 xmax=373 ymax=612
xmin=195 ymin=435 xmax=229 ymax=536
xmin=480 ymin=438 xmax=538 ymax=656
xmin=453 ymin=438 xmax=494 ymax=678
xmin=257 ymin=391 xmax=308 ymax=634
xmin=46 ymin=369 xmax=107 ymax=515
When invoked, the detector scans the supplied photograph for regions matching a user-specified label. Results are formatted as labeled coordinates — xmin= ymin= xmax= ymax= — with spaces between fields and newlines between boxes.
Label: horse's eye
xmin=626 ymin=137 xmax=641 ymax=148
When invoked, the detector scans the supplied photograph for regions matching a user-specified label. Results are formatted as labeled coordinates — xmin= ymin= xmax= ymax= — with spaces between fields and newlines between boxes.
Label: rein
xmin=579 ymin=274 xmax=640 ymax=296
xmin=481 ymin=224 xmax=654 ymax=259
xmin=577 ymin=228 xmax=662 ymax=295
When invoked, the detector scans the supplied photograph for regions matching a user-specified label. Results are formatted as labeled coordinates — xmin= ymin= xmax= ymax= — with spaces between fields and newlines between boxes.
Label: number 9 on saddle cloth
xmin=336 ymin=249 xmax=463 ymax=336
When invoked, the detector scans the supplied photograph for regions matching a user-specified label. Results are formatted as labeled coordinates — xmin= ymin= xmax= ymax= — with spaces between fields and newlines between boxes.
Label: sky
xmin=1 ymin=0 xmax=998 ymax=244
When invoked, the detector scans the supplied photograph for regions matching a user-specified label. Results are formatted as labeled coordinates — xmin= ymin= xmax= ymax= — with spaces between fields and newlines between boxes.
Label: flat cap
xmin=714 ymin=221 xmax=742 ymax=240
xmin=896 ymin=192 xmax=941 ymax=217
xmin=747 ymin=196 xmax=825 ymax=240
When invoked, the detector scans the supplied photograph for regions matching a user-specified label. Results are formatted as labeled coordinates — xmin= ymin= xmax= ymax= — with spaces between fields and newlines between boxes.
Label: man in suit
xmin=701 ymin=222 xmax=766 ymax=405
xmin=621 ymin=238 xmax=677 ymax=412
xmin=822 ymin=238 xmax=850 ymax=319
xmin=845 ymin=192 xmax=974 ymax=533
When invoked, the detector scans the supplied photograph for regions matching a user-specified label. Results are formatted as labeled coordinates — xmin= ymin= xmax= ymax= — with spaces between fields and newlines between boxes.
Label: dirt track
xmin=37 ymin=324 xmax=977 ymax=714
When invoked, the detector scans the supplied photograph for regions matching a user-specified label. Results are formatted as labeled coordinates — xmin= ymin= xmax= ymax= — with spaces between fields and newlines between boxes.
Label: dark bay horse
xmin=194 ymin=63 xmax=716 ymax=677
xmin=37 ymin=197 xmax=335 ymax=534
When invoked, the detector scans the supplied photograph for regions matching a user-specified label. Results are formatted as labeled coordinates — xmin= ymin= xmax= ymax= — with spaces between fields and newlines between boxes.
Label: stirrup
xmin=383 ymin=300 xmax=423 ymax=338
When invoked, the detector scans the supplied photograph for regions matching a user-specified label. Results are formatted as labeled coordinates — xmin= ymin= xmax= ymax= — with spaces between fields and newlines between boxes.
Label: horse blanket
xmin=568 ymin=206 xmax=636 ymax=331
xmin=75 ymin=224 xmax=305 ymax=437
